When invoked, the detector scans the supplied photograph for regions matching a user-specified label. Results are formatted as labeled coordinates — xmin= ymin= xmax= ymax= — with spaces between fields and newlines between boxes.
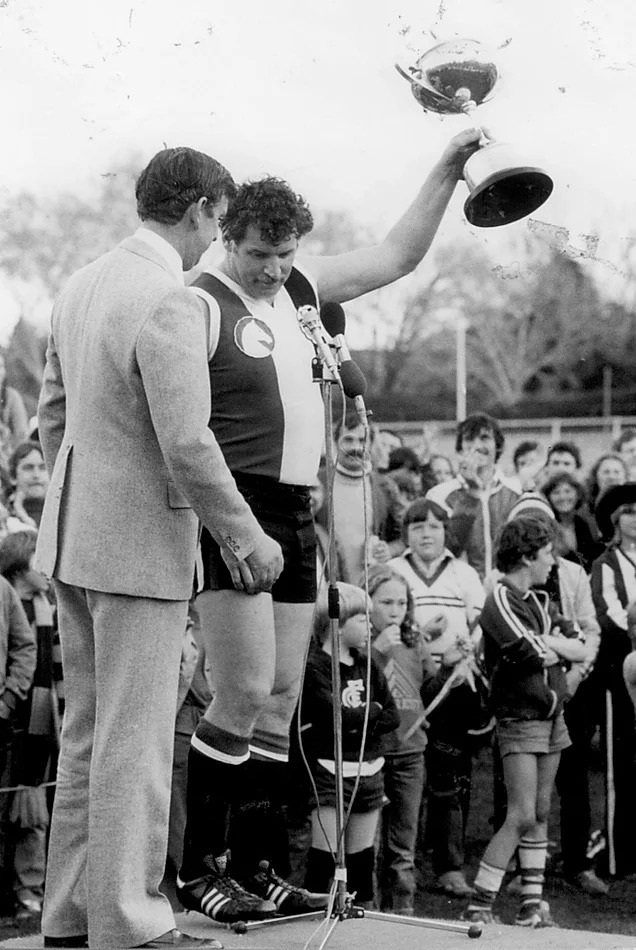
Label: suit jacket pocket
xmin=167 ymin=479 xmax=191 ymax=510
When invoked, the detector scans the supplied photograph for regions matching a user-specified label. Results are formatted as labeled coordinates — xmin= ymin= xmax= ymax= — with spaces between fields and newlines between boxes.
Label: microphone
xmin=297 ymin=305 xmax=340 ymax=378
xmin=320 ymin=302 xmax=369 ymax=429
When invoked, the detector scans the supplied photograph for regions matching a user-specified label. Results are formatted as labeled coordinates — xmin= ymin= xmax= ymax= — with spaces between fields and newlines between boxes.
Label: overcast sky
xmin=1 ymin=0 xmax=635 ymax=342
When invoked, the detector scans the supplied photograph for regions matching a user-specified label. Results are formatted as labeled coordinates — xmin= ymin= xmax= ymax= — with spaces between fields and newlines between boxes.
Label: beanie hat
xmin=506 ymin=492 xmax=555 ymax=524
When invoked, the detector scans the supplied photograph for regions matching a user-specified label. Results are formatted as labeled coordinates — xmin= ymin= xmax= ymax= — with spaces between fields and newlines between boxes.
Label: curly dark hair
xmin=542 ymin=471 xmax=586 ymax=513
xmin=496 ymin=515 xmax=555 ymax=573
xmin=135 ymin=147 xmax=236 ymax=225
xmin=221 ymin=176 xmax=314 ymax=245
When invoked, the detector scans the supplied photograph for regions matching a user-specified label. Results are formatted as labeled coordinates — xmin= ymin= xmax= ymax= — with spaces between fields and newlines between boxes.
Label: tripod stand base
xmin=228 ymin=906 xmax=481 ymax=938
xmin=364 ymin=910 xmax=481 ymax=937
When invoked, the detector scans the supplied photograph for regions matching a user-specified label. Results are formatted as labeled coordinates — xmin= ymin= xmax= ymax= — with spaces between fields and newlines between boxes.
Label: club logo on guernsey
xmin=234 ymin=316 xmax=275 ymax=359
xmin=342 ymin=679 xmax=365 ymax=708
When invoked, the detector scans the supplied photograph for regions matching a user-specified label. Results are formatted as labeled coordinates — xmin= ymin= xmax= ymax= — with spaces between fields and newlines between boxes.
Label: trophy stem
xmin=459 ymin=99 xmax=489 ymax=148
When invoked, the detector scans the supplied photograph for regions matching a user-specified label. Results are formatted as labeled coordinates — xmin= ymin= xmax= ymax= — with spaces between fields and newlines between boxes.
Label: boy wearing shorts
xmin=464 ymin=516 xmax=587 ymax=928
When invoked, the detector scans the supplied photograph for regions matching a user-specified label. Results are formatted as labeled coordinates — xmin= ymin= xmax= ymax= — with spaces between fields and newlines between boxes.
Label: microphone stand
xmin=319 ymin=362 xmax=356 ymax=924
xmin=235 ymin=354 xmax=482 ymax=946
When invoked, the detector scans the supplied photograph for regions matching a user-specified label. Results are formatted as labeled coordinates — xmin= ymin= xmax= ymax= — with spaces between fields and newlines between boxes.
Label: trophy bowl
xmin=396 ymin=38 xmax=553 ymax=227
xmin=395 ymin=38 xmax=498 ymax=114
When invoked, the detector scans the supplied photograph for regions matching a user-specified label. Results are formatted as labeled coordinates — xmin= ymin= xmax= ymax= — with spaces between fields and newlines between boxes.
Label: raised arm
xmin=306 ymin=128 xmax=482 ymax=304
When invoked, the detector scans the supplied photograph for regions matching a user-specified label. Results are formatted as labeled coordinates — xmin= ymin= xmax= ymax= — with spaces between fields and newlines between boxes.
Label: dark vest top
xmin=192 ymin=267 xmax=319 ymax=483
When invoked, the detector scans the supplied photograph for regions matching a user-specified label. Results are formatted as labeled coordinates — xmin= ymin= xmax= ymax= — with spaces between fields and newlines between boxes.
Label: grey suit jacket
xmin=35 ymin=235 xmax=265 ymax=600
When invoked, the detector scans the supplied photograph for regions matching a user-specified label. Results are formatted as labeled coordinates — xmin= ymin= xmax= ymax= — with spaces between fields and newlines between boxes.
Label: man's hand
xmin=220 ymin=534 xmax=284 ymax=595
xmin=457 ymin=446 xmax=487 ymax=496
xmin=438 ymin=127 xmax=485 ymax=181
xmin=369 ymin=537 xmax=391 ymax=564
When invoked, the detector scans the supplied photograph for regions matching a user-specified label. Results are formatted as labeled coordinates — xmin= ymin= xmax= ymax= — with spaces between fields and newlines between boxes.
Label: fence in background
xmin=380 ymin=416 xmax=636 ymax=478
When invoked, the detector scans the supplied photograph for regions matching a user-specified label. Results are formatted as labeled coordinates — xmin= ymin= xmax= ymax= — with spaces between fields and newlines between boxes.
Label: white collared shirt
xmin=134 ymin=227 xmax=184 ymax=285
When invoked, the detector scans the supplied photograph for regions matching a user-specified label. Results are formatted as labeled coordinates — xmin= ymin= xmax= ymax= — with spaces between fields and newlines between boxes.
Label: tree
xmin=359 ymin=231 xmax=627 ymax=419
xmin=0 ymin=162 xmax=141 ymax=308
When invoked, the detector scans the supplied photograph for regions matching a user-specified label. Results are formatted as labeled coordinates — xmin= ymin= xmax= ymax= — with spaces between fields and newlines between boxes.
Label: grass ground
xmin=288 ymin=734 xmax=636 ymax=938
xmin=413 ymin=739 xmax=636 ymax=936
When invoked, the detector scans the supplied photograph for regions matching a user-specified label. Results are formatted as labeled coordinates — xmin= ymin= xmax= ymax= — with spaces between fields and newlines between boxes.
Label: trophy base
xmin=464 ymin=165 xmax=553 ymax=228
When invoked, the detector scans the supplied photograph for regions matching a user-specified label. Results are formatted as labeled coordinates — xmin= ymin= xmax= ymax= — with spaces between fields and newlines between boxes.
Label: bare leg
xmin=481 ymin=753 xmax=539 ymax=871
xmin=197 ymin=589 xmax=276 ymax=736
xmin=251 ymin=601 xmax=315 ymax=754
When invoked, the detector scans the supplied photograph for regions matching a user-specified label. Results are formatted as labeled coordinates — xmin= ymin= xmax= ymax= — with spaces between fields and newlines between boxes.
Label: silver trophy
xmin=396 ymin=38 xmax=553 ymax=227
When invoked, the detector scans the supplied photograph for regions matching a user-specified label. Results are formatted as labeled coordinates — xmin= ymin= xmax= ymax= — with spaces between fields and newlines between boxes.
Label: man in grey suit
xmin=35 ymin=147 xmax=283 ymax=950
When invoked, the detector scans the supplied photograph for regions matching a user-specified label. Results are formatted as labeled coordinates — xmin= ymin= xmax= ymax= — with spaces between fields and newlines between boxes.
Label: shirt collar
xmin=456 ymin=467 xmax=518 ymax=495
xmin=134 ymin=227 xmax=184 ymax=285
xmin=403 ymin=547 xmax=454 ymax=573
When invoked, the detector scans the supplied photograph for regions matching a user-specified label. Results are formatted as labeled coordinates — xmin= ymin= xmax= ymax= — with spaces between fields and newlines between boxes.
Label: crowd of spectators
xmin=1 ymin=373 xmax=636 ymax=930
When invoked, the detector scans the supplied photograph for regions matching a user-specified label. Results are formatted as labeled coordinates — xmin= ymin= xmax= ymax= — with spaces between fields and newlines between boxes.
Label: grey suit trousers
xmin=43 ymin=581 xmax=187 ymax=948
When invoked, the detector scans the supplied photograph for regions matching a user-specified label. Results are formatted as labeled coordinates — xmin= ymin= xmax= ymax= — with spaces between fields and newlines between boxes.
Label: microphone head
xmin=340 ymin=360 xmax=367 ymax=399
xmin=297 ymin=304 xmax=320 ymax=333
xmin=320 ymin=302 xmax=346 ymax=338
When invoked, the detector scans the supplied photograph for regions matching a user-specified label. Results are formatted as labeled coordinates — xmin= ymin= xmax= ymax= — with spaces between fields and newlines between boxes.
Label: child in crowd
xmin=301 ymin=582 xmax=398 ymax=908
xmin=367 ymin=564 xmax=457 ymax=916
xmin=0 ymin=529 xmax=57 ymax=919
xmin=388 ymin=498 xmax=487 ymax=898
xmin=465 ymin=516 xmax=587 ymax=928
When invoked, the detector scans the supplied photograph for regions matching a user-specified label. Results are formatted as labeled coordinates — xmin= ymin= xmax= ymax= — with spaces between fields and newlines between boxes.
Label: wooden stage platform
xmin=1 ymin=908 xmax=635 ymax=950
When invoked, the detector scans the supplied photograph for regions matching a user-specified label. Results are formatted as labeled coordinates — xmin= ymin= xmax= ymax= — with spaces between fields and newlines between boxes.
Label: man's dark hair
xmin=496 ymin=516 xmax=554 ymax=573
xmin=513 ymin=440 xmax=540 ymax=471
xmin=0 ymin=529 xmax=37 ymax=583
xmin=455 ymin=412 xmax=505 ymax=461
xmin=547 ymin=440 xmax=581 ymax=469
xmin=613 ymin=428 xmax=636 ymax=452
xmin=221 ymin=177 xmax=314 ymax=245
xmin=135 ymin=147 xmax=236 ymax=225
xmin=333 ymin=408 xmax=367 ymax=443
xmin=9 ymin=441 xmax=43 ymax=480
xmin=387 ymin=447 xmax=420 ymax=473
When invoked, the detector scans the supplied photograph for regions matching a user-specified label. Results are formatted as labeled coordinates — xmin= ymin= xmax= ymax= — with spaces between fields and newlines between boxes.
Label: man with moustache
xmin=35 ymin=147 xmax=282 ymax=950
xmin=177 ymin=128 xmax=483 ymax=922
xmin=330 ymin=413 xmax=406 ymax=584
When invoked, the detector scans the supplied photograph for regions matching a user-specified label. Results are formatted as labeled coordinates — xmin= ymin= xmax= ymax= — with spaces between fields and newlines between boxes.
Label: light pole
xmin=456 ymin=314 xmax=468 ymax=422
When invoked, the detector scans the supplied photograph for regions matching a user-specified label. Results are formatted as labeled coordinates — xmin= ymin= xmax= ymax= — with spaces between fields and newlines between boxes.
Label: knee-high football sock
xmin=518 ymin=836 xmax=547 ymax=913
xmin=465 ymin=860 xmax=506 ymax=916
xmin=228 ymin=759 xmax=291 ymax=880
xmin=304 ymin=848 xmax=336 ymax=894
xmin=345 ymin=847 xmax=376 ymax=904
xmin=180 ymin=720 xmax=250 ymax=881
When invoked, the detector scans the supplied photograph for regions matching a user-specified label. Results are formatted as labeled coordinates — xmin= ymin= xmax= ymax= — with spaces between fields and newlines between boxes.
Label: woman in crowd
xmin=590 ymin=483 xmax=636 ymax=880
xmin=543 ymin=471 xmax=601 ymax=573
xmin=586 ymin=453 xmax=627 ymax=522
